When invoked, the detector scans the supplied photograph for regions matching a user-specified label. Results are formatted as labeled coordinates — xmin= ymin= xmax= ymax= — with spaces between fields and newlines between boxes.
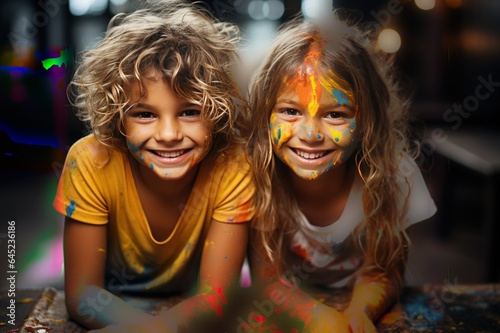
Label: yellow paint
xmin=284 ymin=45 xmax=323 ymax=119
xmin=97 ymin=248 xmax=106 ymax=253
xmin=329 ymin=128 xmax=343 ymax=144
xmin=307 ymin=75 xmax=320 ymax=117
xmin=319 ymin=73 xmax=355 ymax=106
xmin=270 ymin=115 xmax=294 ymax=148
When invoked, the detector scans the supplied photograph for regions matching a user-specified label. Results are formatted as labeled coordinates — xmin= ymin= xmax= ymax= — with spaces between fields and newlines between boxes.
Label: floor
xmin=0 ymin=148 xmax=496 ymax=291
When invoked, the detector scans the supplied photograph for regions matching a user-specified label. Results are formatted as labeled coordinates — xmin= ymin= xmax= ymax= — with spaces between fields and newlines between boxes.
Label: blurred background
xmin=0 ymin=0 xmax=499 ymax=290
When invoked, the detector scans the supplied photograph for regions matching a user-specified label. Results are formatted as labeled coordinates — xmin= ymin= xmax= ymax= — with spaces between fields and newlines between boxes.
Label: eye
xmin=325 ymin=112 xmax=344 ymax=119
xmin=132 ymin=111 xmax=155 ymax=119
xmin=281 ymin=108 xmax=300 ymax=117
xmin=180 ymin=109 xmax=201 ymax=117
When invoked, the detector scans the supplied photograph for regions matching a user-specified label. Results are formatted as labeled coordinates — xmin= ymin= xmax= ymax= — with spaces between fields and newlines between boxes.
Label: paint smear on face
xmin=347 ymin=118 xmax=356 ymax=133
xmin=285 ymin=42 xmax=323 ymax=118
xmin=329 ymin=128 xmax=343 ymax=143
xmin=270 ymin=113 xmax=294 ymax=148
xmin=126 ymin=139 xmax=140 ymax=152
xmin=319 ymin=73 xmax=355 ymax=107
xmin=294 ymin=74 xmax=320 ymax=118
xmin=333 ymin=89 xmax=350 ymax=105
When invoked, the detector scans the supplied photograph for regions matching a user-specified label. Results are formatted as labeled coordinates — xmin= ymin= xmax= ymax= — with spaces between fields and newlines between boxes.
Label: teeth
xmin=155 ymin=150 xmax=185 ymax=158
xmin=295 ymin=150 xmax=325 ymax=159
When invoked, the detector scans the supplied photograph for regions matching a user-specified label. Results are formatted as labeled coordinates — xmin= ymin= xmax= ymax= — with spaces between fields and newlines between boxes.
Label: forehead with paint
xmin=281 ymin=38 xmax=355 ymax=113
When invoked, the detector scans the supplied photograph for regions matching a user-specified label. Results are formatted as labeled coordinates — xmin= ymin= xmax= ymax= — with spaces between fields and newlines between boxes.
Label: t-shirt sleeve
xmin=211 ymin=152 xmax=255 ymax=223
xmin=53 ymin=137 xmax=109 ymax=224
xmin=397 ymin=153 xmax=437 ymax=229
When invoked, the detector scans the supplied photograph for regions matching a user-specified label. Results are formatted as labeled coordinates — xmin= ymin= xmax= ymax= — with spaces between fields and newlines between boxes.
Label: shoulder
xmin=208 ymin=145 xmax=252 ymax=175
xmin=67 ymin=134 xmax=120 ymax=167
xmin=201 ymin=145 xmax=254 ymax=194
xmin=395 ymin=152 xmax=437 ymax=226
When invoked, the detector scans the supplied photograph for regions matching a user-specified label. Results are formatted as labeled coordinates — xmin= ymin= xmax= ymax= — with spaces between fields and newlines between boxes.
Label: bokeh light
xmin=378 ymin=28 xmax=401 ymax=53
xmin=415 ymin=0 xmax=435 ymax=10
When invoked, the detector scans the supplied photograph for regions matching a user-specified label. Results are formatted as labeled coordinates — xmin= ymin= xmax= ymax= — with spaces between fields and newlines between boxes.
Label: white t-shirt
xmin=286 ymin=154 xmax=437 ymax=288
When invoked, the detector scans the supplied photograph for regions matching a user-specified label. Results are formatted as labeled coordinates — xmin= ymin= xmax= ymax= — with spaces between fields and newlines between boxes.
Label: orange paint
xmin=286 ymin=44 xmax=323 ymax=118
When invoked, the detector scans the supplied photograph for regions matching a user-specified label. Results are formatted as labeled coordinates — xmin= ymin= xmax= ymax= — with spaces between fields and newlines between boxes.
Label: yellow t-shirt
xmin=54 ymin=135 xmax=254 ymax=294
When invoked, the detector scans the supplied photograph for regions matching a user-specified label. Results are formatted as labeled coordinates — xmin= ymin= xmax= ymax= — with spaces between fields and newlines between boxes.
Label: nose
xmin=298 ymin=120 xmax=323 ymax=142
xmin=155 ymin=117 xmax=182 ymax=142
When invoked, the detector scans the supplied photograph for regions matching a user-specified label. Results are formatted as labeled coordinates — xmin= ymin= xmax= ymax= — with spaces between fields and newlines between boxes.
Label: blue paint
xmin=274 ymin=127 xmax=281 ymax=145
xmin=66 ymin=200 xmax=76 ymax=217
xmin=126 ymin=140 xmax=141 ymax=152
xmin=316 ymin=133 xmax=322 ymax=139
xmin=404 ymin=295 xmax=444 ymax=328
xmin=333 ymin=89 xmax=349 ymax=106
xmin=307 ymin=128 xmax=313 ymax=139
xmin=334 ymin=137 xmax=340 ymax=142
xmin=349 ymin=119 xmax=356 ymax=131
xmin=149 ymin=163 xmax=154 ymax=169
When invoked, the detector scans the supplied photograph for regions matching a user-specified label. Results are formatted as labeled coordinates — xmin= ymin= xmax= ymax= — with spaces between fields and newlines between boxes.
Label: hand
xmin=304 ymin=302 xmax=350 ymax=333
xmin=343 ymin=307 xmax=377 ymax=333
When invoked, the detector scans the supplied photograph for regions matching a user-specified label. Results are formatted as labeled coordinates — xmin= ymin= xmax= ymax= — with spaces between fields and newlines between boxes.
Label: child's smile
xmin=270 ymin=63 xmax=357 ymax=180
xmin=124 ymin=73 xmax=210 ymax=180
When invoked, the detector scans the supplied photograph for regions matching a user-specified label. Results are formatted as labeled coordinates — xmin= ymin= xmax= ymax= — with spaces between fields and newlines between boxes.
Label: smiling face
xmin=123 ymin=73 xmax=210 ymax=181
xmin=270 ymin=52 xmax=357 ymax=180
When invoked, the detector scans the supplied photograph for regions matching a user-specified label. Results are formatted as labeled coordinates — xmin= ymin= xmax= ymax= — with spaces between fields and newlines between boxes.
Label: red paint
xmin=252 ymin=314 xmax=266 ymax=323
xmin=205 ymin=294 xmax=224 ymax=317
xmin=217 ymin=286 xmax=228 ymax=303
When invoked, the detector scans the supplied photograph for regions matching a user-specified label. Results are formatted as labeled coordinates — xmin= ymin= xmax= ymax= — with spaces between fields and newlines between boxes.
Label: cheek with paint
xmin=329 ymin=128 xmax=343 ymax=145
xmin=270 ymin=113 xmax=294 ymax=148
xmin=127 ymin=139 xmax=153 ymax=169
xmin=327 ymin=118 xmax=357 ymax=166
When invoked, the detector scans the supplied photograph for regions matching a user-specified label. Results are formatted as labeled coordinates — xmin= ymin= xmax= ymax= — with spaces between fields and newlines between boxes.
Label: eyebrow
xmin=128 ymin=102 xmax=200 ymax=110
xmin=275 ymin=99 xmax=354 ymax=110
xmin=275 ymin=99 xmax=302 ymax=107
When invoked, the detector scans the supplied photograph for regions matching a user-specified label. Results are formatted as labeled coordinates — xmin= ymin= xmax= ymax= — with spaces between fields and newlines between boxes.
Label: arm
xmin=342 ymin=255 xmax=406 ymax=333
xmin=155 ymin=220 xmax=250 ymax=331
xmin=248 ymin=244 xmax=350 ymax=332
xmin=64 ymin=217 xmax=155 ymax=330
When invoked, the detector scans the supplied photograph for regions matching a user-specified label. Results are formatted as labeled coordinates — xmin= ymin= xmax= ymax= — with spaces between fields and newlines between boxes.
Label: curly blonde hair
xmin=248 ymin=12 xmax=415 ymax=287
xmin=68 ymin=0 xmax=248 ymax=154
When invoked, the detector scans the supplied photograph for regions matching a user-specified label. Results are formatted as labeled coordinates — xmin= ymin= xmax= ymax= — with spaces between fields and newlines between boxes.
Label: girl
xmin=247 ymin=12 xmax=436 ymax=332
xmin=53 ymin=1 xmax=254 ymax=332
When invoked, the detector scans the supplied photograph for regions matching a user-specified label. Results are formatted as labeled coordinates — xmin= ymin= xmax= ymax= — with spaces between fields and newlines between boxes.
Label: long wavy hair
xmin=68 ymin=0 xmax=249 ymax=155
xmin=248 ymin=12 xmax=415 ymax=286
